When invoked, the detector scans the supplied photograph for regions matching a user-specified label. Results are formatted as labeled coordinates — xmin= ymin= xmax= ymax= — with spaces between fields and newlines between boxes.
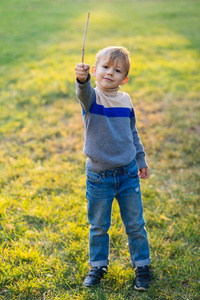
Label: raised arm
xmin=75 ymin=63 xmax=95 ymax=113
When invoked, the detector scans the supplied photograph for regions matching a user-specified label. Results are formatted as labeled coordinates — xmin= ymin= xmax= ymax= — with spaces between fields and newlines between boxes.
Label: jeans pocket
xmin=127 ymin=163 xmax=138 ymax=179
xmin=86 ymin=170 xmax=101 ymax=183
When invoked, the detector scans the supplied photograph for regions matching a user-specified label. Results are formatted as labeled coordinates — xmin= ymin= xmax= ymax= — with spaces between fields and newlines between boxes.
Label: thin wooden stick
xmin=82 ymin=12 xmax=90 ymax=63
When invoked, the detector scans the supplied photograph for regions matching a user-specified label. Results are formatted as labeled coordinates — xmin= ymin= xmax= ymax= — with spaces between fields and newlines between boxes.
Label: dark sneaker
xmin=83 ymin=266 xmax=108 ymax=287
xmin=134 ymin=265 xmax=152 ymax=291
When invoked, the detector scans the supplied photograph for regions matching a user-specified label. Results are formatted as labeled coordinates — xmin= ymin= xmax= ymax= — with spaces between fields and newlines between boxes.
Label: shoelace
xmin=135 ymin=267 xmax=150 ymax=278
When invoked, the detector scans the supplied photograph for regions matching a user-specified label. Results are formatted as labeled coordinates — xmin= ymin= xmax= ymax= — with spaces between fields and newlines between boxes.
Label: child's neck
xmin=95 ymin=81 xmax=120 ymax=97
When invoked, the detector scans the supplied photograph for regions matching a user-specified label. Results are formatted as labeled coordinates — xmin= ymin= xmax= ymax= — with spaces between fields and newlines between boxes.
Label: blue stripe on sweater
xmin=82 ymin=95 xmax=135 ymax=118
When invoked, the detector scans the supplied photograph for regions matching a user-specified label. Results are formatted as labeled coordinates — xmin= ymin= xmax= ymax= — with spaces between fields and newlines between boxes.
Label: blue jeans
xmin=86 ymin=159 xmax=151 ymax=268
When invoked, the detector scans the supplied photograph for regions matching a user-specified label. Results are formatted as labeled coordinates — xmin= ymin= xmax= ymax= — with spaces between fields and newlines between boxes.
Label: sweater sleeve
xmin=75 ymin=75 xmax=95 ymax=112
xmin=131 ymin=117 xmax=148 ymax=169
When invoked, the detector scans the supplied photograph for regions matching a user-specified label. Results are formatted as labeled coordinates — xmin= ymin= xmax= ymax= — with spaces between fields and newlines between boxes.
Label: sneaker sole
xmin=83 ymin=282 xmax=101 ymax=288
xmin=134 ymin=284 xmax=148 ymax=291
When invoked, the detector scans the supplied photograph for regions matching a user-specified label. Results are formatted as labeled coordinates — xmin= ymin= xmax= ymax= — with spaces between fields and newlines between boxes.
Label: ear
xmin=91 ymin=65 xmax=96 ymax=77
xmin=121 ymin=76 xmax=129 ymax=86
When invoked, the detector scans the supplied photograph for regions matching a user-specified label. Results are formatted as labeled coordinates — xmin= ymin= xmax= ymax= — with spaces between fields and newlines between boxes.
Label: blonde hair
xmin=95 ymin=46 xmax=131 ymax=77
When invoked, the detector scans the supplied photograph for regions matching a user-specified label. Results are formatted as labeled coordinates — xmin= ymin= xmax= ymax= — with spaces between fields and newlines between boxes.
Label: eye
xmin=103 ymin=65 xmax=108 ymax=69
xmin=116 ymin=69 xmax=121 ymax=73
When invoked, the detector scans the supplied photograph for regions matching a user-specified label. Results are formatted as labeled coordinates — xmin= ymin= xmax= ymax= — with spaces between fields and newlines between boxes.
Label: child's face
xmin=91 ymin=58 xmax=129 ymax=90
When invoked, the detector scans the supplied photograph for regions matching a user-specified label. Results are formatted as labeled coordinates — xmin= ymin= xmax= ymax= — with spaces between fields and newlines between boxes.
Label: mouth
xmin=104 ymin=77 xmax=114 ymax=82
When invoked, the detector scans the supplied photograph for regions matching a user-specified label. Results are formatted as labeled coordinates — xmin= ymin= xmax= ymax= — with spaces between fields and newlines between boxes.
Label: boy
xmin=75 ymin=46 xmax=152 ymax=290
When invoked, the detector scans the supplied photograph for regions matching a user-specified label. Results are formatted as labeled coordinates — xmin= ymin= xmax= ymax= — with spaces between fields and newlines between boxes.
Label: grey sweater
xmin=76 ymin=77 xmax=147 ymax=172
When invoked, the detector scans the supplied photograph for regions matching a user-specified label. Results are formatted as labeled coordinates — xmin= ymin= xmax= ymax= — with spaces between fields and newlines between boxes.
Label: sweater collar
xmin=95 ymin=81 xmax=120 ymax=97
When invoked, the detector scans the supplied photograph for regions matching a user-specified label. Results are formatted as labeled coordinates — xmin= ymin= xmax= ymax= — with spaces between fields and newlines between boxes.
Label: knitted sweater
xmin=76 ymin=77 xmax=147 ymax=172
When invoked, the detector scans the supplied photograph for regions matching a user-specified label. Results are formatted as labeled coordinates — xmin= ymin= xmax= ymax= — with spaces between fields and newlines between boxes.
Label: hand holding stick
xmin=82 ymin=12 xmax=90 ymax=63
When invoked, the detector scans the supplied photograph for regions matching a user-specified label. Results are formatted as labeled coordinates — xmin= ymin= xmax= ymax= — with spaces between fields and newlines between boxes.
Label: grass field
xmin=0 ymin=0 xmax=199 ymax=299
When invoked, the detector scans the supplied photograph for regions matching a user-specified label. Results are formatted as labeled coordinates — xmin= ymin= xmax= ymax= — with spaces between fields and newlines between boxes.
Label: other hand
xmin=75 ymin=63 xmax=90 ymax=83
xmin=139 ymin=167 xmax=149 ymax=179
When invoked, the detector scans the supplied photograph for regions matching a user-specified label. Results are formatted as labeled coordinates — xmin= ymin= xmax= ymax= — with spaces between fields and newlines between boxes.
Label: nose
xmin=107 ymin=68 xmax=113 ymax=76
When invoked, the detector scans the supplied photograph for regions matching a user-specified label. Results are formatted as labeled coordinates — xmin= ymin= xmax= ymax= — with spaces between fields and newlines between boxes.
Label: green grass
xmin=0 ymin=0 xmax=199 ymax=299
